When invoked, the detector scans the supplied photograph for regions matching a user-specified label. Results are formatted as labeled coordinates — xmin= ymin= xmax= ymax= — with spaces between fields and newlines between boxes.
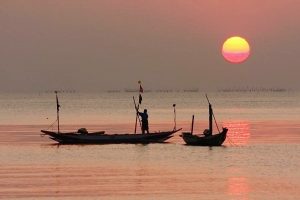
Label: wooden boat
xmin=180 ymin=127 xmax=228 ymax=146
xmin=41 ymin=129 xmax=181 ymax=144
xmin=180 ymin=95 xmax=228 ymax=146
xmin=41 ymin=91 xmax=181 ymax=144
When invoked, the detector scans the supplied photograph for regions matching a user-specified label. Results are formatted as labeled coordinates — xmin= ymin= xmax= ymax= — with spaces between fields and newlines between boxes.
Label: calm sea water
xmin=0 ymin=91 xmax=300 ymax=199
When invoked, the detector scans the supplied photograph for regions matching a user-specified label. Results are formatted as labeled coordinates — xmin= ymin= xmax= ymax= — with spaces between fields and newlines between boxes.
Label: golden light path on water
xmin=1 ymin=92 xmax=300 ymax=199
xmin=0 ymin=121 xmax=300 ymax=199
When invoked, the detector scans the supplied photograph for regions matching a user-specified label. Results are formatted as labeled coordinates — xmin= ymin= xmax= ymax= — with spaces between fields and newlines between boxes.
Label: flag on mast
xmin=55 ymin=91 xmax=60 ymax=112
xmin=139 ymin=85 xmax=143 ymax=93
xmin=138 ymin=81 xmax=143 ymax=104
xmin=139 ymin=81 xmax=143 ymax=93
xmin=139 ymin=94 xmax=143 ymax=104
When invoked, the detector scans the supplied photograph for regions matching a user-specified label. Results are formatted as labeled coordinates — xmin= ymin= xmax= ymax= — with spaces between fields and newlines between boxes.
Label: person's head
xmin=144 ymin=109 xmax=147 ymax=113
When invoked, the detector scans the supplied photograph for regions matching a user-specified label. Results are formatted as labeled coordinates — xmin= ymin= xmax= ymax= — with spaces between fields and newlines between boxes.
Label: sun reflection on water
xmin=223 ymin=121 xmax=250 ymax=145
xmin=227 ymin=177 xmax=250 ymax=200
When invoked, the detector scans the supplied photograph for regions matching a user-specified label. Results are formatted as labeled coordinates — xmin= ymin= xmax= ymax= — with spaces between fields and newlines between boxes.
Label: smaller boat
xmin=180 ymin=95 xmax=228 ymax=146
xmin=181 ymin=127 xmax=228 ymax=146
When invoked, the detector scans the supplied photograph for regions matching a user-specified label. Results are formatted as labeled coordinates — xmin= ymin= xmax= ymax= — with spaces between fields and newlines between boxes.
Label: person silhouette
xmin=138 ymin=109 xmax=149 ymax=134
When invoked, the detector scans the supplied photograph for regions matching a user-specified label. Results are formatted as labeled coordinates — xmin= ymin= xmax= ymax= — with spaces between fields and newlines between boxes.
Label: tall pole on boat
xmin=133 ymin=96 xmax=142 ymax=134
xmin=191 ymin=115 xmax=194 ymax=134
xmin=205 ymin=94 xmax=220 ymax=134
xmin=134 ymin=96 xmax=139 ymax=134
xmin=173 ymin=104 xmax=176 ymax=130
xmin=55 ymin=91 xmax=60 ymax=133
xmin=209 ymin=103 xmax=213 ymax=135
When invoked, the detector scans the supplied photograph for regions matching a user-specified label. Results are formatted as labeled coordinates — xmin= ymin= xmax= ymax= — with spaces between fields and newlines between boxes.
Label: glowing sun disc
xmin=222 ymin=36 xmax=250 ymax=63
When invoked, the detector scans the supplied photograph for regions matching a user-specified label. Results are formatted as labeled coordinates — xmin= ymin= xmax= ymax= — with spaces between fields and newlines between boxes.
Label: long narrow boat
xmin=41 ymin=91 xmax=181 ymax=144
xmin=41 ymin=129 xmax=181 ymax=144
xmin=180 ymin=95 xmax=228 ymax=146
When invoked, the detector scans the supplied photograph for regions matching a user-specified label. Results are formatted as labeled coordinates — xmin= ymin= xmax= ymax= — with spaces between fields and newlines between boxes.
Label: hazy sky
xmin=1 ymin=0 xmax=300 ymax=91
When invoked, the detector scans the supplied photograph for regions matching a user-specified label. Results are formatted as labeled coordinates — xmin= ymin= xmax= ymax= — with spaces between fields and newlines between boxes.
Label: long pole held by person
xmin=134 ymin=81 xmax=143 ymax=133
xmin=133 ymin=96 xmax=142 ymax=134
xmin=55 ymin=91 xmax=60 ymax=133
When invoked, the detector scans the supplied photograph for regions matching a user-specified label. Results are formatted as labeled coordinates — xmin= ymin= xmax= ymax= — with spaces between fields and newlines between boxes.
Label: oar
xmin=205 ymin=94 xmax=221 ymax=133
xmin=133 ymin=96 xmax=142 ymax=133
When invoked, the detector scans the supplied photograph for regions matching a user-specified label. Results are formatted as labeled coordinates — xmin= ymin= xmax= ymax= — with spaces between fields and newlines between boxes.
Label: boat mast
xmin=191 ymin=115 xmax=194 ymax=134
xmin=209 ymin=103 xmax=213 ymax=135
xmin=55 ymin=91 xmax=60 ymax=133
xmin=173 ymin=104 xmax=176 ymax=130
xmin=206 ymin=94 xmax=221 ymax=134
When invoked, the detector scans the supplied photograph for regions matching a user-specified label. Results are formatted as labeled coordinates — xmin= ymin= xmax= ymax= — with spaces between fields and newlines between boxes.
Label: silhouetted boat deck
xmin=180 ymin=128 xmax=228 ymax=146
xmin=41 ymin=129 xmax=181 ymax=144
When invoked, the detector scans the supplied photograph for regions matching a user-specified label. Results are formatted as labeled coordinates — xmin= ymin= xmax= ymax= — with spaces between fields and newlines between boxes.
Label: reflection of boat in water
xmin=180 ymin=95 xmax=228 ymax=146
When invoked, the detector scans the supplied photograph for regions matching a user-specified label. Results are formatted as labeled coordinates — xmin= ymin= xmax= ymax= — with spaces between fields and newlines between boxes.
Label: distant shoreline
xmin=0 ymin=87 xmax=297 ymax=94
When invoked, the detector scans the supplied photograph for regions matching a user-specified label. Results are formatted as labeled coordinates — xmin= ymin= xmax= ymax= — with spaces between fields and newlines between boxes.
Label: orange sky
xmin=0 ymin=0 xmax=300 ymax=91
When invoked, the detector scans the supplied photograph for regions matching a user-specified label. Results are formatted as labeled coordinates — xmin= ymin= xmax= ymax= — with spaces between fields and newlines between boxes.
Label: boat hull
xmin=41 ymin=129 xmax=181 ymax=144
xmin=180 ymin=128 xmax=228 ymax=146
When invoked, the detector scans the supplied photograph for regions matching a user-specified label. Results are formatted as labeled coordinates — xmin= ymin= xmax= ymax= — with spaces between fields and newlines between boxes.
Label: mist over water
xmin=0 ymin=91 xmax=299 ymax=125
xmin=1 ymin=1 xmax=300 ymax=92
xmin=2 ymin=1 xmax=300 ymax=198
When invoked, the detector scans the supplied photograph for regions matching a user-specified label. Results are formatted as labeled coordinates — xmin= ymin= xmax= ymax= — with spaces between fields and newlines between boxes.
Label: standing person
xmin=138 ymin=109 xmax=149 ymax=134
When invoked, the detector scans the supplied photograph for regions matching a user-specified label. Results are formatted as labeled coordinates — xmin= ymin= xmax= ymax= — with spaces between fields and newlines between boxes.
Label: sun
xmin=222 ymin=36 xmax=250 ymax=63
